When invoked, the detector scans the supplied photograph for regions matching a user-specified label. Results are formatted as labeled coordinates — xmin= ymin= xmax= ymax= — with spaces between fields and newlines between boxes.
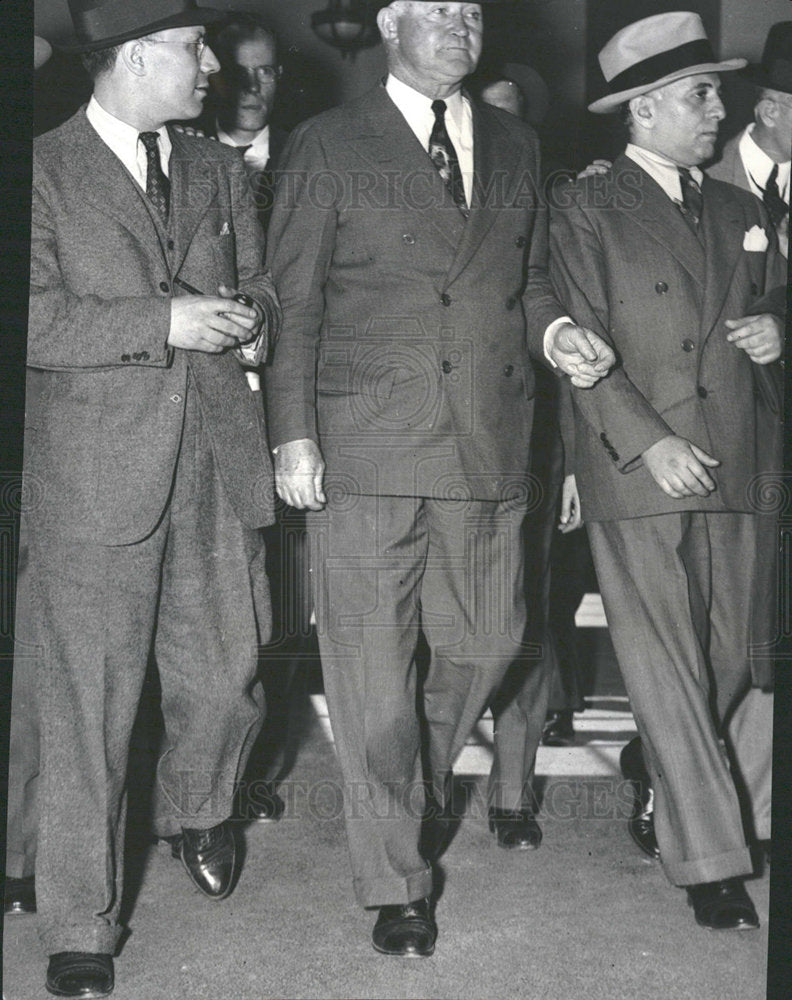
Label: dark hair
xmin=80 ymin=43 xmax=123 ymax=80
xmin=211 ymin=12 xmax=278 ymax=68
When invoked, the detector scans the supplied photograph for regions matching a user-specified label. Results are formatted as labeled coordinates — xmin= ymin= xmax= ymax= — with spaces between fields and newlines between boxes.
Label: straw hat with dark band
xmin=588 ymin=11 xmax=746 ymax=114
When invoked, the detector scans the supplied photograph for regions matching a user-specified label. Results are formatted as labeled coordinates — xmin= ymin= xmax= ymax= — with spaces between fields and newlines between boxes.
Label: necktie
xmin=761 ymin=163 xmax=788 ymax=229
xmin=678 ymin=167 xmax=703 ymax=230
xmin=139 ymin=131 xmax=170 ymax=225
xmin=429 ymin=99 xmax=468 ymax=217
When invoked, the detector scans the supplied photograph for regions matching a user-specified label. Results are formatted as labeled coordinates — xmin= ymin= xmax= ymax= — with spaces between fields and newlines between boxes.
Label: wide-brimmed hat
xmin=743 ymin=22 xmax=792 ymax=96
xmin=58 ymin=0 xmax=226 ymax=54
xmin=588 ymin=11 xmax=746 ymax=114
xmin=34 ymin=35 xmax=52 ymax=69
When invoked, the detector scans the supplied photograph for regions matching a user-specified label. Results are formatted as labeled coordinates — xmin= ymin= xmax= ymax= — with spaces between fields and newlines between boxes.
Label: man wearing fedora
xmin=550 ymin=11 xmax=785 ymax=930
xmin=28 ymin=1 xmax=281 ymax=995
xmin=709 ymin=21 xmax=792 ymax=257
xmin=266 ymin=0 xmax=615 ymax=957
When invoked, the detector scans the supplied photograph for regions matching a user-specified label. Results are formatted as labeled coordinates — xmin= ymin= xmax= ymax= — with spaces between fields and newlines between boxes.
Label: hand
xmin=642 ymin=435 xmax=720 ymax=499
xmin=218 ymin=284 xmax=263 ymax=345
xmin=725 ymin=314 xmax=783 ymax=365
xmin=171 ymin=124 xmax=213 ymax=140
xmin=549 ymin=322 xmax=616 ymax=388
xmin=275 ymin=438 xmax=326 ymax=510
xmin=577 ymin=158 xmax=612 ymax=180
xmin=167 ymin=294 xmax=261 ymax=353
xmin=558 ymin=474 xmax=583 ymax=532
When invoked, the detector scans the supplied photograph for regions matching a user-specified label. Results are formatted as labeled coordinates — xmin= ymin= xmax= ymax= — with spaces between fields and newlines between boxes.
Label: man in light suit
xmin=709 ymin=21 xmax=792 ymax=257
xmin=550 ymin=11 xmax=785 ymax=931
xmin=28 ymin=1 xmax=281 ymax=995
xmin=266 ymin=0 xmax=614 ymax=956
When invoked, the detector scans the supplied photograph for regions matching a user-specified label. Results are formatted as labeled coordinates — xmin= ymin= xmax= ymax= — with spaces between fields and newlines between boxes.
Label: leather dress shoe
xmin=541 ymin=710 xmax=575 ymax=747
xmin=686 ymin=878 xmax=760 ymax=931
xmin=235 ymin=781 xmax=285 ymax=822
xmin=4 ymin=874 xmax=36 ymax=915
xmin=46 ymin=952 xmax=114 ymax=998
xmin=179 ymin=822 xmax=237 ymax=900
xmin=620 ymin=738 xmax=660 ymax=860
xmin=488 ymin=808 xmax=543 ymax=850
xmin=372 ymin=898 xmax=437 ymax=957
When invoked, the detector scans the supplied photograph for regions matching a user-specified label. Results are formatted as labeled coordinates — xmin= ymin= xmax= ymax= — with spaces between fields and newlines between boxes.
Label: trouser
xmin=308 ymin=493 xmax=527 ymax=906
xmin=588 ymin=511 xmax=772 ymax=886
xmin=31 ymin=385 xmax=268 ymax=954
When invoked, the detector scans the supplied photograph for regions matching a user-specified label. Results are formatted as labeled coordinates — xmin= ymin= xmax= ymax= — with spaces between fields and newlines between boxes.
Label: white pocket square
xmin=743 ymin=225 xmax=769 ymax=251
xmin=219 ymin=222 xmax=231 ymax=236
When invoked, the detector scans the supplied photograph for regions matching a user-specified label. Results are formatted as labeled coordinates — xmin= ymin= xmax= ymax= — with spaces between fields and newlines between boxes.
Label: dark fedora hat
xmin=58 ymin=0 xmax=226 ymax=54
xmin=743 ymin=22 xmax=792 ymax=95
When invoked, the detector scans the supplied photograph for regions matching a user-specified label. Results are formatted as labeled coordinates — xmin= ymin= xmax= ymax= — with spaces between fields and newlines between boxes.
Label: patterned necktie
xmin=429 ymin=99 xmax=468 ymax=217
xmin=761 ymin=163 xmax=788 ymax=229
xmin=678 ymin=167 xmax=703 ymax=230
xmin=139 ymin=131 xmax=170 ymax=225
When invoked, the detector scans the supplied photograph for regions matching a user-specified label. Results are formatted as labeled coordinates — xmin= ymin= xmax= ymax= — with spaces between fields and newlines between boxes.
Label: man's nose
xmin=448 ymin=12 xmax=470 ymax=35
xmin=201 ymin=43 xmax=221 ymax=75
xmin=709 ymin=94 xmax=726 ymax=120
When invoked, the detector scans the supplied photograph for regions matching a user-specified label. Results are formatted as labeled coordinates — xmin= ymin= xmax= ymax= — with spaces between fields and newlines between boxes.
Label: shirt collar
xmin=86 ymin=94 xmax=172 ymax=180
xmin=625 ymin=142 xmax=703 ymax=203
xmin=385 ymin=74 xmax=465 ymax=131
xmin=740 ymin=123 xmax=791 ymax=199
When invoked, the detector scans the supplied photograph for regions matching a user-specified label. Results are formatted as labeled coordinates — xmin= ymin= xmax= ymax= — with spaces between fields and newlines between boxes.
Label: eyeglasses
xmin=234 ymin=65 xmax=281 ymax=88
xmin=142 ymin=35 xmax=208 ymax=61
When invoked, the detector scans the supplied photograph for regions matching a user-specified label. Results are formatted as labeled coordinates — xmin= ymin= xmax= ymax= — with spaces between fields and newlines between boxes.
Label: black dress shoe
xmin=179 ymin=822 xmax=237 ymax=900
xmin=541 ymin=710 xmax=575 ymax=747
xmin=235 ymin=781 xmax=285 ymax=822
xmin=372 ymin=898 xmax=437 ymax=957
xmin=620 ymin=738 xmax=660 ymax=860
xmin=686 ymin=878 xmax=760 ymax=931
xmin=4 ymin=874 xmax=36 ymax=915
xmin=46 ymin=952 xmax=114 ymax=998
xmin=488 ymin=808 xmax=543 ymax=850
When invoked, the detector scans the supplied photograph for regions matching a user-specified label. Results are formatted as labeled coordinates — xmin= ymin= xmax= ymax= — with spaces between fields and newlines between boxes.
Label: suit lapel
xmin=445 ymin=101 xmax=520 ymax=287
xmin=167 ymin=127 xmax=218 ymax=274
xmin=698 ymin=176 xmax=747 ymax=342
xmin=613 ymin=155 xmax=706 ymax=287
xmin=71 ymin=109 xmax=167 ymax=264
xmin=346 ymin=86 xmax=467 ymax=251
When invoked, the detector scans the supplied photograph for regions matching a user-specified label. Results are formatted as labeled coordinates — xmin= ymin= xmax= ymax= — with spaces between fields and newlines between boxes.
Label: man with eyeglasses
xmin=28 ymin=2 xmax=281 ymax=995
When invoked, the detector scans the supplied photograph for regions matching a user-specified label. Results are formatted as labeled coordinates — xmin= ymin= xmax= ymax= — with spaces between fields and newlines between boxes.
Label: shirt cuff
xmin=543 ymin=316 xmax=573 ymax=367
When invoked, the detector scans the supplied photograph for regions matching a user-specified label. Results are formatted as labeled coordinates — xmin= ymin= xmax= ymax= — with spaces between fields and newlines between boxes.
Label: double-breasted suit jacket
xmin=266 ymin=83 xmax=564 ymax=502
xmin=28 ymin=108 xmax=279 ymax=543
xmin=549 ymin=154 xmax=785 ymax=523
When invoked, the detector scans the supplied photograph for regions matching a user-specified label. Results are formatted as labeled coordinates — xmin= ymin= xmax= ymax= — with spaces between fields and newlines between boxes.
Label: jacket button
xmin=751 ymin=282 xmax=759 ymax=296
xmin=441 ymin=360 xmax=453 ymax=374
xmin=159 ymin=281 xmax=170 ymax=293
xmin=121 ymin=354 xmax=131 ymax=363
xmin=505 ymin=296 xmax=517 ymax=311
xmin=141 ymin=351 xmax=150 ymax=361
xmin=599 ymin=432 xmax=608 ymax=443
xmin=167 ymin=239 xmax=175 ymax=251
xmin=441 ymin=293 xmax=451 ymax=306
xmin=611 ymin=450 xmax=620 ymax=462
xmin=682 ymin=339 xmax=695 ymax=352
xmin=697 ymin=385 xmax=708 ymax=399
xmin=655 ymin=281 xmax=668 ymax=294
xmin=516 ymin=236 xmax=527 ymax=248
xmin=402 ymin=233 xmax=415 ymax=245
xmin=170 ymin=394 xmax=182 ymax=404
xmin=503 ymin=364 xmax=514 ymax=377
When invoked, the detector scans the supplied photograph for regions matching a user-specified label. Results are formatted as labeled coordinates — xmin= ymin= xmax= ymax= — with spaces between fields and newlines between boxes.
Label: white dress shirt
xmin=625 ymin=143 xmax=704 ymax=203
xmin=385 ymin=74 xmax=473 ymax=206
xmin=216 ymin=122 xmax=272 ymax=172
xmin=86 ymin=95 xmax=172 ymax=185
xmin=738 ymin=124 xmax=791 ymax=203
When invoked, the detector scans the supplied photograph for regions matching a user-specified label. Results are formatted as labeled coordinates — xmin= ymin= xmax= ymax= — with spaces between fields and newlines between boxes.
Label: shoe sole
xmin=46 ymin=986 xmax=113 ymax=999
xmin=372 ymin=942 xmax=435 ymax=957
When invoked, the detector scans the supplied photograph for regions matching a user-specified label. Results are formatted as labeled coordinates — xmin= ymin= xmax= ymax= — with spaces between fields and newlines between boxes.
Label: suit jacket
xmin=707 ymin=131 xmax=753 ymax=192
xmin=265 ymin=84 xmax=565 ymax=502
xmin=206 ymin=121 xmax=289 ymax=232
xmin=550 ymin=154 xmax=785 ymax=522
xmin=28 ymin=108 xmax=281 ymax=544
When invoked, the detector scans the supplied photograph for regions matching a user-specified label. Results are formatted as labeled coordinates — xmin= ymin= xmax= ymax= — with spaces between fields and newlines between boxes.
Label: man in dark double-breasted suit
xmin=266 ymin=0 xmax=614 ymax=957
xmin=27 ymin=2 xmax=281 ymax=995
xmin=550 ymin=12 xmax=786 ymax=932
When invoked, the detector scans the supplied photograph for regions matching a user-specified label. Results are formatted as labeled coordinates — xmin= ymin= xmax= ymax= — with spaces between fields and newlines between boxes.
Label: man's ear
xmin=755 ymin=96 xmax=778 ymax=130
xmin=629 ymin=94 xmax=655 ymax=131
xmin=377 ymin=6 xmax=398 ymax=44
xmin=120 ymin=39 xmax=147 ymax=78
